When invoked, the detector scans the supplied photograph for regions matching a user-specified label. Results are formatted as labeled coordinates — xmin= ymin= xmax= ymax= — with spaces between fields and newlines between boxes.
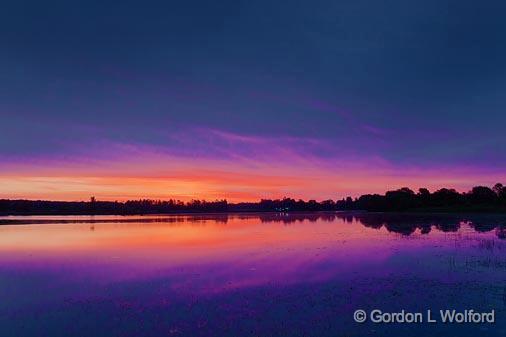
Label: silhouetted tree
xmin=494 ymin=183 xmax=506 ymax=204
xmin=431 ymin=188 xmax=462 ymax=207
xmin=468 ymin=186 xmax=498 ymax=205
xmin=2 ymin=183 xmax=506 ymax=215
xmin=385 ymin=187 xmax=416 ymax=210
xmin=418 ymin=188 xmax=431 ymax=207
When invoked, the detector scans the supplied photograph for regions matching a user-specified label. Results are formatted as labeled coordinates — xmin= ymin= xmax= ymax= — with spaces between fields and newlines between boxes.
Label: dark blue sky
xmin=2 ymin=1 xmax=506 ymax=200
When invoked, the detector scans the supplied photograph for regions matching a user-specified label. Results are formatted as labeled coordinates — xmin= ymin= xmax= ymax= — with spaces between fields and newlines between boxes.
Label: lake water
xmin=0 ymin=212 xmax=505 ymax=336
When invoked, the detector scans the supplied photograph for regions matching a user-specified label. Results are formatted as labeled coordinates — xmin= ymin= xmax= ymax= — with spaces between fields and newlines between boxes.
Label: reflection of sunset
xmin=0 ymin=214 xmax=401 ymax=292
xmin=1 ymin=213 xmax=500 ymax=293
xmin=0 ymin=215 xmax=379 ymax=254
xmin=1 ymin=212 xmax=504 ymax=337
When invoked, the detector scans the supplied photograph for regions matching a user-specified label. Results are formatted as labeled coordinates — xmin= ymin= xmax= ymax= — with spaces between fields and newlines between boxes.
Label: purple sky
xmin=1 ymin=0 xmax=506 ymax=200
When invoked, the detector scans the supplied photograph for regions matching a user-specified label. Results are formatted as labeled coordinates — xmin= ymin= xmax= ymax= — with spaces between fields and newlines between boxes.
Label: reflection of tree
xmin=383 ymin=222 xmax=417 ymax=235
xmin=338 ymin=213 xmax=505 ymax=238
xmin=419 ymin=225 xmax=431 ymax=234
xmin=351 ymin=214 xmax=384 ymax=229
xmin=435 ymin=222 xmax=460 ymax=232
xmin=469 ymin=221 xmax=499 ymax=233
xmin=496 ymin=227 xmax=506 ymax=240
xmin=258 ymin=213 xmax=336 ymax=224
xmin=258 ymin=212 xmax=506 ymax=237
xmin=1 ymin=210 xmax=506 ymax=239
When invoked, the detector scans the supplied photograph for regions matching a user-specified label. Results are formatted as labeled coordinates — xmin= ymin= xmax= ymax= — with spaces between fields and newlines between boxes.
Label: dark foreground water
xmin=0 ymin=212 xmax=505 ymax=337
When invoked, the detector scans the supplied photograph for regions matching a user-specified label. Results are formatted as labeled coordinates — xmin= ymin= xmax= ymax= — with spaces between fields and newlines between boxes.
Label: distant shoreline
xmin=1 ymin=208 xmax=506 ymax=218
xmin=2 ymin=183 xmax=506 ymax=216
xmin=2 ymin=208 xmax=506 ymax=217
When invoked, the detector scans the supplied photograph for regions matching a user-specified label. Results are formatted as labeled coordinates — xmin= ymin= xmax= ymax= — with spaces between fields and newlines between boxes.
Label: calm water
xmin=0 ymin=212 xmax=505 ymax=337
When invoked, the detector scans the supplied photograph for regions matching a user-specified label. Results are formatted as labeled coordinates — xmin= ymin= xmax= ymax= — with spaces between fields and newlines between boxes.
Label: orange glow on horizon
xmin=1 ymin=167 xmax=505 ymax=202
xmin=2 ymin=133 xmax=505 ymax=202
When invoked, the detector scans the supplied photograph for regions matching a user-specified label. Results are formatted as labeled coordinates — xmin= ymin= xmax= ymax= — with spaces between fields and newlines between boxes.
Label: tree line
xmin=0 ymin=199 xmax=229 ymax=215
xmin=1 ymin=183 xmax=506 ymax=215
xmin=337 ymin=183 xmax=506 ymax=212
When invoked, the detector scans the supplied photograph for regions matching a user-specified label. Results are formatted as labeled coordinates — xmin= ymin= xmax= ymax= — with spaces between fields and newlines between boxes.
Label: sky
xmin=1 ymin=0 xmax=506 ymax=201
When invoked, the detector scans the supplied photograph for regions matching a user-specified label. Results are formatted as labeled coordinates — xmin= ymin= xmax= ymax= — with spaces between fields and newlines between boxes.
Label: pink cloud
xmin=1 ymin=127 xmax=505 ymax=202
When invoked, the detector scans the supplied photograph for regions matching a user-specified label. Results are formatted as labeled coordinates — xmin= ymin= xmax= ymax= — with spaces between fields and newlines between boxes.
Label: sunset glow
xmin=2 ymin=1 xmax=506 ymax=202
xmin=2 ymin=143 xmax=505 ymax=202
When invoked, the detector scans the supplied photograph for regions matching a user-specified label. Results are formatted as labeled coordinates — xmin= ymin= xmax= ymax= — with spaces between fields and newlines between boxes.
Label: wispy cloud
xmin=1 ymin=126 xmax=505 ymax=202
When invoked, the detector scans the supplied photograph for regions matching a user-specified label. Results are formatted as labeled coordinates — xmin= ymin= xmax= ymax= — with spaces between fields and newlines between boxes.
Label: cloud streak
xmin=1 ymin=127 xmax=505 ymax=201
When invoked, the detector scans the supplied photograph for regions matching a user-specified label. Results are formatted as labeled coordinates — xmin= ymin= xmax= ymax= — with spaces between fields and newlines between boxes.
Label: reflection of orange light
xmin=0 ymin=215 xmax=390 ymax=258
xmin=0 ymin=215 xmax=492 ymax=292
